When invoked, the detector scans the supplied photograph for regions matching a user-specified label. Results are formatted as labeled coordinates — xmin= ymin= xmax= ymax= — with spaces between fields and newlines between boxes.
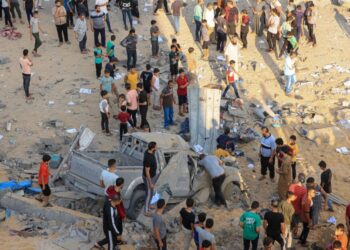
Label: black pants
xmin=95 ymin=63 xmax=102 ymax=78
xmin=243 ymin=236 xmax=259 ymax=250
xmin=10 ymin=2 xmax=21 ymax=19
xmin=126 ymin=50 xmax=137 ymax=70
xmin=299 ymin=222 xmax=310 ymax=244
xmin=119 ymin=123 xmax=128 ymax=141
xmin=267 ymin=31 xmax=277 ymax=50
xmin=56 ymin=24 xmax=68 ymax=43
xmin=25 ymin=6 xmax=33 ymax=23
xmin=3 ymin=7 xmax=13 ymax=27
xmin=66 ymin=11 xmax=74 ymax=27
xmin=194 ymin=20 xmax=201 ymax=41
xmin=307 ymin=23 xmax=316 ymax=45
xmin=101 ymin=112 xmax=110 ymax=133
xmin=131 ymin=4 xmax=139 ymax=18
xmin=155 ymin=237 xmax=167 ymax=250
xmin=122 ymin=9 xmax=132 ymax=28
xmin=127 ymin=109 xmax=137 ymax=128
xmin=79 ymin=34 xmax=87 ymax=52
xmin=139 ymin=106 xmax=148 ymax=129
xmin=151 ymin=40 xmax=159 ymax=57
xmin=240 ymin=31 xmax=248 ymax=48
xmin=23 ymin=74 xmax=31 ymax=97
xmin=260 ymin=155 xmax=275 ymax=179
xmin=216 ymin=31 xmax=226 ymax=52
xmin=154 ymin=0 xmax=169 ymax=13
xmin=212 ymin=174 xmax=226 ymax=206
xmin=106 ymin=13 xmax=112 ymax=32
xmin=267 ymin=233 xmax=284 ymax=249
xmin=291 ymin=161 xmax=296 ymax=181
xmin=227 ymin=22 xmax=237 ymax=36
xmin=94 ymin=27 xmax=106 ymax=47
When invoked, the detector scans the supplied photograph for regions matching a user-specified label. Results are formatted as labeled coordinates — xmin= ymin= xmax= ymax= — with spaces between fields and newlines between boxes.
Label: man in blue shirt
xmin=259 ymin=127 xmax=276 ymax=182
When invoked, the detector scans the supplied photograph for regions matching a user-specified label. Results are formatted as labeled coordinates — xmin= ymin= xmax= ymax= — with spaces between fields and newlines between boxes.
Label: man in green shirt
xmin=193 ymin=0 xmax=203 ymax=41
xmin=240 ymin=201 xmax=262 ymax=250
xmin=278 ymin=191 xmax=296 ymax=249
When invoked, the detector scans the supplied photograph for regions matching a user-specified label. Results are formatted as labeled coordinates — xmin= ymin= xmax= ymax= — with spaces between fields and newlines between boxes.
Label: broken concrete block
xmin=336 ymin=108 xmax=350 ymax=120
xmin=193 ymin=187 xmax=210 ymax=204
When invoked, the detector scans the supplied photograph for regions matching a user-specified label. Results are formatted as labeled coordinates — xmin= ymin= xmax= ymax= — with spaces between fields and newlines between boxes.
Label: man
xmin=140 ymin=64 xmax=153 ymax=104
xmin=38 ymin=154 xmax=52 ymax=207
xmin=195 ymin=218 xmax=216 ymax=249
xmin=143 ymin=142 xmax=158 ymax=216
xmin=19 ymin=49 xmax=34 ymax=101
xmin=171 ymin=0 xmax=185 ymax=34
xmin=138 ymin=82 xmax=149 ymax=129
xmin=2 ymin=0 xmax=13 ymax=27
xmin=121 ymin=28 xmax=137 ymax=70
xmin=276 ymin=146 xmax=292 ymax=200
xmin=100 ymin=70 xmax=118 ymax=98
xmin=64 ymin=0 xmax=74 ymax=28
xmin=96 ymin=0 xmax=112 ymax=33
xmin=306 ymin=177 xmax=327 ymax=227
xmin=225 ymin=0 xmax=239 ymax=36
xmin=299 ymin=187 xmax=316 ymax=247
xmin=105 ymin=58 xmax=117 ymax=78
xmin=284 ymin=52 xmax=297 ymax=96
xmin=10 ymin=0 xmax=24 ymax=24
xmin=263 ymin=199 xmax=285 ymax=249
xmin=150 ymin=20 xmax=160 ymax=57
xmin=198 ymin=154 xmax=226 ymax=206
xmin=180 ymin=198 xmax=195 ymax=250
xmin=266 ymin=9 xmax=279 ymax=54
xmin=216 ymin=127 xmax=236 ymax=152
xmin=153 ymin=199 xmax=167 ymax=250
xmin=74 ymin=13 xmax=88 ymax=54
xmin=90 ymin=5 xmax=106 ymax=47
xmin=160 ymin=80 xmax=176 ymax=130
xmin=222 ymin=60 xmax=241 ymax=99
xmin=99 ymin=159 xmax=119 ymax=195
xmin=319 ymin=160 xmax=333 ymax=212
xmin=119 ymin=0 xmax=132 ymax=31
xmin=204 ymin=3 xmax=215 ymax=43
xmin=153 ymin=0 xmax=170 ymax=15
xmin=240 ymin=201 xmax=262 ymax=250
xmin=193 ymin=0 xmax=203 ymax=42
xmin=125 ymin=82 xmax=138 ymax=129
xmin=201 ymin=240 xmax=212 ymax=250
xmin=259 ymin=127 xmax=276 ymax=181
xmin=52 ymin=0 xmax=69 ymax=46
xmin=278 ymin=191 xmax=296 ymax=249
xmin=252 ymin=0 xmax=266 ymax=36
xmin=305 ymin=2 xmax=316 ymax=47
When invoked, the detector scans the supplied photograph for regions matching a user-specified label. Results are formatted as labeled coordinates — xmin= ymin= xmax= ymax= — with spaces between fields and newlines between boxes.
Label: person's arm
xmin=145 ymin=167 xmax=154 ymax=189
xmin=256 ymin=226 xmax=261 ymax=234
xmin=320 ymin=186 xmax=328 ymax=210
xmin=263 ymin=219 xmax=268 ymax=230
xmin=99 ymin=179 xmax=105 ymax=188
xmin=112 ymin=83 xmax=118 ymax=96
xmin=90 ymin=18 xmax=94 ymax=31
xmin=29 ymin=24 xmax=33 ymax=40
xmin=159 ymin=94 xmax=163 ymax=108
xmin=280 ymin=222 xmax=286 ymax=235
xmin=100 ymin=83 xmax=103 ymax=91
xmin=154 ymin=227 xmax=163 ymax=248
xmin=124 ymin=75 xmax=128 ymax=84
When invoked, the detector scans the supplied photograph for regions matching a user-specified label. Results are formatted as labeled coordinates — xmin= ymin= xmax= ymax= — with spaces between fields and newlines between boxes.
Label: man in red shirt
xmin=176 ymin=68 xmax=189 ymax=117
xmin=222 ymin=60 xmax=241 ymax=99
xmin=38 ymin=154 xmax=52 ymax=207
xmin=288 ymin=172 xmax=306 ymax=236
xmin=299 ymin=187 xmax=316 ymax=247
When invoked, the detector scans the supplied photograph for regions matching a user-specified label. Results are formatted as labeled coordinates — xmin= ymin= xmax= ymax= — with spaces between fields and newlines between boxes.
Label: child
xmin=186 ymin=47 xmax=197 ymax=74
xmin=118 ymin=94 xmax=127 ymax=108
xmin=140 ymin=64 xmax=153 ymax=105
xmin=38 ymin=154 xmax=52 ymax=207
xmin=124 ymin=67 xmax=139 ymax=90
xmin=151 ymin=68 xmax=161 ymax=110
xmin=193 ymin=212 xmax=207 ymax=250
xmin=94 ymin=43 xmax=104 ymax=78
xmin=329 ymin=224 xmax=349 ymax=250
xmin=116 ymin=105 xmax=130 ymax=141
xmin=30 ymin=11 xmax=45 ymax=57
xmin=240 ymin=9 xmax=249 ymax=49
xmin=99 ymin=90 xmax=111 ymax=135
xmin=150 ymin=20 xmax=160 ymax=57
xmin=222 ymin=60 xmax=241 ymax=99
xmin=179 ymin=198 xmax=195 ymax=250
xmin=262 ymin=237 xmax=273 ymax=250
xmin=287 ymin=31 xmax=299 ymax=54
xmin=176 ymin=68 xmax=189 ymax=116
xmin=201 ymin=19 xmax=210 ymax=60
xmin=288 ymin=135 xmax=299 ymax=182
xmin=106 ymin=35 xmax=117 ymax=61
xmin=169 ymin=45 xmax=179 ymax=81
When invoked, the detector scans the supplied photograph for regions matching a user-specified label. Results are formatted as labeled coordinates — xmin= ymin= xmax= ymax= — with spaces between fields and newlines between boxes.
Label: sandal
xmin=93 ymin=243 xmax=104 ymax=249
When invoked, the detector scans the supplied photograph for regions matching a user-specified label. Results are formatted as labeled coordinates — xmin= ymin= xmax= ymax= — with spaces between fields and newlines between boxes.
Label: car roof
xmin=131 ymin=132 xmax=190 ymax=151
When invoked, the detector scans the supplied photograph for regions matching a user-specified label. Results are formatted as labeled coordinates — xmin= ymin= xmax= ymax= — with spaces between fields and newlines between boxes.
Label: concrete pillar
xmin=188 ymin=85 xmax=221 ymax=153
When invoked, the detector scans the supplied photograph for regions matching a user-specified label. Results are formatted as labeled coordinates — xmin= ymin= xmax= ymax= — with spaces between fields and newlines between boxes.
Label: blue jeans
xmin=106 ymin=13 xmax=112 ymax=32
xmin=122 ymin=9 xmax=132 ymax=28
xmin=126 ymin=50 xmax=137 ymax=70
xmin=285 ymin=74 xmax=296 ymax=95
xmin=173 ymin=15 xmax=180 ymax=33
xmin=322 ymin=194 xmax=333 ymax=210
xmin=163 ymin=106 xmax=174 ymax=128
xmin=195 ymin=20 xmax=201 ymax=41
xmin=222 ymin=82 xmax=240 ymax=98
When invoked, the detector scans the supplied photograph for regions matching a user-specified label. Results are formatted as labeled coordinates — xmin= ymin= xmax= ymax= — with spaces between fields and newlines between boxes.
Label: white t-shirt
xmin=153 ymin=76 xmax=160 ymax=91
xmin=2 ymin=0 xmax=9 ymax=8
xmin=204 ymin=9 xmax=215 ymax=28
xmin=284 ymin=56 xmax=296 ymax=76
xmin=224 ymin=42 xmax=239 ymax=63
xmin=268 ymin=15 xmax=280 ymax=34
xmin=95 ymin=0 xmax=108 ymax=14
xmin=100 ymin=170 xmax=119 ymax=195
xmin=99 ymin=99 xmax=109 ymax=113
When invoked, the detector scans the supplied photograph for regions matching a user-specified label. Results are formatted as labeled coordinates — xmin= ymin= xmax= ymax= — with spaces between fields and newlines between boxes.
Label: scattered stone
xmin=0 ymin=57 xmax=10 ymax=64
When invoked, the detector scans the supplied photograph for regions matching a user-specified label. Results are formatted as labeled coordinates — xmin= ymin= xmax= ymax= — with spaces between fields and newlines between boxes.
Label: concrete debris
xmin=0 ymin=56 xmax=10 ymax=64
xmin=302 ymin=114 xmax=326 ymax=124
xmin=36 ymin=138 xmax=63 ymax=153
xmin=296 ymin=126 xmax=349 ymax=145
xmin=46 ymin=120 xmax=64 ymax=128
xmin=331 ymin=87 xmax=350 ymax=95
xmin=336 ymin=108 xmax=350 ymax=120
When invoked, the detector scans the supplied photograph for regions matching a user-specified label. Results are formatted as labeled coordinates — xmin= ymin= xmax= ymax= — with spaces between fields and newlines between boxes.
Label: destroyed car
xmin=61 ymin=127 xmax=245 ymax=219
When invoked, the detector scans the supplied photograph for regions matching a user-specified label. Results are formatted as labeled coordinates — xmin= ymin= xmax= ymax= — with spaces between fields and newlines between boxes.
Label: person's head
xmin=151 ymin=20 xmax=157 ymax=25
xmin=263 ymin=237 xmax=273 ymax=249
xmin=275 ymin=138 xmax=284 ymax=146
xmin=188 ymin=47 xmax=194 ymax=54
xmin=115 ymin=177 xmax=124 ymax=188
xmin=148 ymin=141 xmax=157 ymax=152
xmin=229 ymin=34 xmax=238 ymax=45
xmin=198 ymin=212 xmax=207 ymax=223
xmin=280 ymin=145 xmax=291 ymax=156
xmin=227 ymin=0 xmax=233 ymax=7
xmin=202 ymin=19 xmax=208 ymax=25
xmin=137 ymin=82 xmax=143 ymax=91
xmin=220 ymin=8 xmax=226 ymax=16
xmin=306 ymin=177 xmax=315 ymax=189
xmin=286 ymin=15 xmax=294 ymax=23
xmin=197 ymin=0 xmax=203 ymax=5
xmin=167 ymin=80 xmax=173 ymax=89
xmin=307 ymin=186 xmax=316 ymax=199
xmin=286 ymin=191 xmax=296 ymax=202
xmin=79 ymin=13 xmax=85 ymax=20
xmin=157 ymin=199 xmax=166 ymax=210
xmin=101 ymin=90 xmax=108 ymax=98
xmin=332 ymin=240 xmax=342 ymax=250
xmin=95 ymin=5 xmax=100 ymax=12
xmin=309 ymin=2 xmax=315 ymax=8
xmin=251 ymin=201 xmax=259 ymax=210
xmin=55 ymin=0 xmax=61 ymax=7
xmin=96 ymin=42 xmax=102 ymax=48
xmin=242 ymin=9 xmax=248 ymax=15
xmin=289 ymin=135 xmax=296 ymax=144
xmin=172 ymin=38 xmax=177 ymax=44
xmin=271 ymin=199 xmax=279 ymax=209
xmin=271 ymin=9 xmax=277 ymax=16
xmin=111 ymin=194 xmax=122 ymax=207
xmin=335 ymin=224 xmax=345 ymax=236
xmin=33 ymin=11 xmax=39 ymax=18
xmin=186 ymin=198 xmax=194 ymax=208
xmin=146 ymin=64 xmax=151 ymax=71
xmin=153 ymin=68 xmax=160 ymax=75
xmin=205 ymin=218 xmax=214 ymax=229
xmin=261 ymin=127 xmax=270 ymax=137
xmin=179 ymin=68 xmax=185 ymax=76
xmin=207 ymin=3 xmax=213 ymax=10
xmin=108 ymin=159 xmax=116 ymax=169
xmin=120 ymin=105 xmax=127 ymax=112
xmin=290 ymin=51 xmax=297 ymax=58
xmin=104 ymin=69 xmax=110 ymax=77
xmin=224 ymin=127 xmax=230 ymax=135
xmin=129 ymin=28 xmax=135 ymax=35
xmin=23 ymin=49 xmax=29 ymax=57
xmin=109 ymin=57 xmax=117 ymax=64
xmin=171 ymin=45 xmax=177 ymax=52
xmin=42 ymin=154 xmax=51 ymax=163
xmin=119 ymin=94 xmax=126 ymax=101
xmin=319 ymin=160 xmax=327 ymax=170
xmin=199 ymin=154 xmax=206 ymax=160
xmin=296 ymin=4 xmax=301 ymax=10
xmin=130 ymin=68 xmax=137 ymax=74
xmin=213 ymin=2 xmax=218 ymax=8
xmin=229 ymin=60 xmax=236 ymax=68
xmin=201 ymin=240 xmax=212 ymax=250
xmin=111 ymin=35 xmax=116 ymax=41
xmin=125 ymin=83 xmax=131 ymax=91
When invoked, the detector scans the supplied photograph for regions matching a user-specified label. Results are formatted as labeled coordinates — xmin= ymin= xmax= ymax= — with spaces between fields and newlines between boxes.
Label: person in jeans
xmin=222 ymin=60 xmax=241 ymax=99
xmin=305 ymin=2 xmax=317 ymax=47
xmin=74 ymin=13 xmax=88 ymax=54
xmin=180 ymin=198 xmax=195 ymax=250
xmin=52 ymin=0 xmax=70 ymax=46
xmin=2 ymin=0 xmax=13 ymax=27
xmin=240 ymin=201 xmax=262 ymax=250
xmin=278 ymin=191 xmax=296 ymax=249
xmin=319 ymin=160 xmax=333 ymax=211
xmin=193 ymin=213 xmax=207 ymax=250
xmin=29 ymin=11 xmax=45 ymax=57
xmin=154 ymin=0 xmax=170 ymax=15
xmin=294 ymin=5 xmax=304 ymax=41
xmin=198 ymin=154 xmax=227 ymax=206
xmin=99 ymin=90 xmax=111 ymax=136
xmin=90 ymin=5 xmax=106 ymax=47
xmin=266 ymin=9 xmax=279 ymax=54
xmin=19 ymin=49 xmax=34 ymax=101
xmin=299 ymin=187 xmax=316 ymax=247
xmin=94 ymin=43 xmax=104 ymax=78
xmin=160 ymin=80 xmax=175 ymax=129
xmin=24 ymin=0 xmax=33 ymax=24
xmin=216 ymin=9 xmax=227 ymax=53
xmin=64 ymin=0 xmax=74 ymax=28
xmin=150 ymin=20 xmax=160 ymax=57
xmin=116 ymin=105 xmax=130 ymax=141
xmin=153 ymin=199 xmax=167 ymax=250
xmin=120 ymin=0 xmax=132 ymax=31
xmin=259 ymin=127 xmax=277 ymax=182
xmin=171 ymin=0 xmax=185 ymax=34
xmin=284 ymin=52 xmax=297 ymax=96
xmin=195 ymin=218 xmax=216 ymax=248
xmin=193 ymin=0 xmax=203 ymax=41
xmin=306 ymin=177 xmax=327 ymax=227
xmin=137 ymin=82 xmax=149 ymax=129
xmin=143 ymin=142 xmax=158 ymax=216
xmin=121 ymin=28 xmax=137 ymax=70
xmin=10 ymin=0 xmax=24 ymax=24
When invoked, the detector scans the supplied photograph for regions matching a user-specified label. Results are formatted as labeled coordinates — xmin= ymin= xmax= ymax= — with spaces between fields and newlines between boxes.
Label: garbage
xmin=192 ymin=144 xmax=204 ymax=153
xmin=46 ymin=120 xmax=64 ymax=128
xmin=49 ymin=154 xmax=63 ymax=169
xmin=323 ymin=64 xmax=333 ymax=70
xmin=336 ymin=147 xmax=350 ymax=154
xmin=0 ymin=134 xmax=3 ymax=143
xmin=67 ymin=101 xmax=76 ymax=106
xmin=79 ymin=88 xmax=92 ymax=94
xmin=338 ymin=119 xmax=350 ymax=129
xmin=344 ymin=80 xmax=350 ymax=88
xmin=66 ymin=128 xmax=78 ymax=134
xmin=217 ymin=55 xmax=225 ymax=61
xmin=247 ymin=164 xmax=255 ymax=169
xmin=0 ymin=56 xmax=10 ymax=64
xmin=6 ymin=122 xmax=12 ymax=132
xmin=327 ymin=216 xmax=337 ymax=225
xmin=0 ymin=180 xmax=32 ymax=191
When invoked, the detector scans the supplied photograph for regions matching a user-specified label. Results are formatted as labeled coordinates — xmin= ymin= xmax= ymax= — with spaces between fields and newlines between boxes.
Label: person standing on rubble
xmin=259 ymin=127 xmax=276 ymax=182
xmin=198 ymin=154 xmax=227 ymax=207
xmin=37 ymin=154 xmax=52 ymax=207
xmin=143 ymin=141 xmax=158 ymax=216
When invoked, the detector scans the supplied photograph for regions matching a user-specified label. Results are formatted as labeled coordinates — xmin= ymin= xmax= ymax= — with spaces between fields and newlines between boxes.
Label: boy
xmin=186 ymin=47 xmax=197 ymax=73
xmin=332 ymin=224 xmax=349 ymax=250
xmin=200 ymin=19 xmax=210 ymax=60
xmin=176 ymin=68 xmax=189 ymax=116
xmin=38 ymin=154 xmax=52 ymax=207
xmin=284 ymin=52 xmax=297 ymax=96
xmin=180 ymin=198 xmax=195 ymax=250
xmin=100 ymin=69 xmax=118 ymax=97
xmin=320 ymin=160 xmax=333 ymax=211
xmin=100 ymin=90 xmax=111 ymax=135
xmin=106 ymin=34 xmax=117 ymax=61
xmin=286 ymin=31 xmax=299 ymax=54
xmin=153 ymin=199 xmax=167 ymax=250
xmin=288 ymin=135 xmax=299 ymax=182
xmin=124 ymin=67 xmax=139 ymax=90
xmin=19 ymin=49 xmax=34 ymax=101
xmin=29 ymin=11 xmax=45 ymax=57
xmin=169 ymin=45 xmax=179 ymax=81
xmin=137 ymin=82 xmax=149 ymax=129
xmin=240 ymin=9 xmax=249 ymax=49
xmin=140 ymin=64 xmax=153 ymax=104
xmin=240 ymin=201 xmax=261 ymax=250
xmin=160 ymin=80 xmax=176 ymax=130
xmin=94 ymin=42 xmax=104 ymax=78
xmin=125 ymin=83 xmax=138 ymax=128
xmin=222 ymin=60 xmax=241 ymax=99
xmin=150 ymin=20 xmax=160 ymax=57
xmin=151 ymin=68 xmax=161 ymax=109
xmin=194 ymin=212 xmax=207 ymax=250
xmin=116 ymin=105 xmax=130 ymax=141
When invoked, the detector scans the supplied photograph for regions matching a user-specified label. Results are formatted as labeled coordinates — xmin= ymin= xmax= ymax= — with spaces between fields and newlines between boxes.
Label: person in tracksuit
xmin=102 ymin=194 xmax=122 ymax=250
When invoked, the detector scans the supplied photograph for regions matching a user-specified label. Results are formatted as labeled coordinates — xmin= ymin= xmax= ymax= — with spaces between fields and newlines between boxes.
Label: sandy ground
xmin=0 ymin=0 xmax=350 ymax=249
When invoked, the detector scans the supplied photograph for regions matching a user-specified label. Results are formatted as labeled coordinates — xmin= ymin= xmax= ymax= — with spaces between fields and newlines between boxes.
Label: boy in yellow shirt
xmin=214 ymin=146 xmax=231 ymax=159
xmin=289 ymin=135 xmax=299 ymax=182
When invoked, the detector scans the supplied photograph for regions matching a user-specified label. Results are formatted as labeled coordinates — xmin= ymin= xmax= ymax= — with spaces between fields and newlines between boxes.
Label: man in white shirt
xmin=203 ymin=3 xmax=215 ymax=43
xmin=99 ymin=159 xmax=119 ymax=195
xmin=96 ymin=0 xmax=113 ymax=33
xmin=266 ymin=9 xmax=280 ymax=54
xmin=224 ymin=35 xmax=239 ymax=79
xmin=284 ymin=52 xmax=297 ymax=96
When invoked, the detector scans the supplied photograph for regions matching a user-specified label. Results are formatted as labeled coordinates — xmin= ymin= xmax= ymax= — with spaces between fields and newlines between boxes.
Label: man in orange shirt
xmin=38 ymin=154 xmax=52 ymax=207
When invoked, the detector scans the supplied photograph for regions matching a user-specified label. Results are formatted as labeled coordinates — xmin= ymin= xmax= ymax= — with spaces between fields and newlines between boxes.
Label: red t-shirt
xmin=346 ymin=204 xmax=350 ymax=219
xmin=226 ymin=68 xmax=235 ymax=83
xmin=38 ymin=162 xmax=50 ymax=185
xmin=300 ymin=194 xmax=311 ymax=223
xmin=242 ymin=15 xmax=249 ymax=25
xmin=288 ymin=183 xmax=306 ymax=214
xmin=176 ymin=75 xmax=188 ymax=96
xmin=106 ymin=185 xmax=126 ymax=220
xmin=117 ymin=112 xmax=131 ymax=123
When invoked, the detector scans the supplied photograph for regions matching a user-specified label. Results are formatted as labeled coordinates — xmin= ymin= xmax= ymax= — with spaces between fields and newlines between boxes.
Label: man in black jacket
xmin=121 ymin=28 xmax=137 ymax=70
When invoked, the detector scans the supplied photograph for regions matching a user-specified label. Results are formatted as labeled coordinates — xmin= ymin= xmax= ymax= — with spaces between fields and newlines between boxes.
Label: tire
xmin=127 ymin=189 xmax=146 ymax=220
xmin=222 ymin=182 xmax=241 ymax=203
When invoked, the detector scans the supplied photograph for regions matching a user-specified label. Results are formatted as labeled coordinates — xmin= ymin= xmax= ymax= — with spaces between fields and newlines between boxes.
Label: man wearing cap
xmin=259 ymin=127 xmax=277 ymax=182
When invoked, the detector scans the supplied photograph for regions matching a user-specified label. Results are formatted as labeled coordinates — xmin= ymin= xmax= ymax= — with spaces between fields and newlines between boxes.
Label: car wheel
xmin=223 ymin=182 xmax=241 ymax=203
xmin=127 ymin=189 xmax=146 ymax=220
